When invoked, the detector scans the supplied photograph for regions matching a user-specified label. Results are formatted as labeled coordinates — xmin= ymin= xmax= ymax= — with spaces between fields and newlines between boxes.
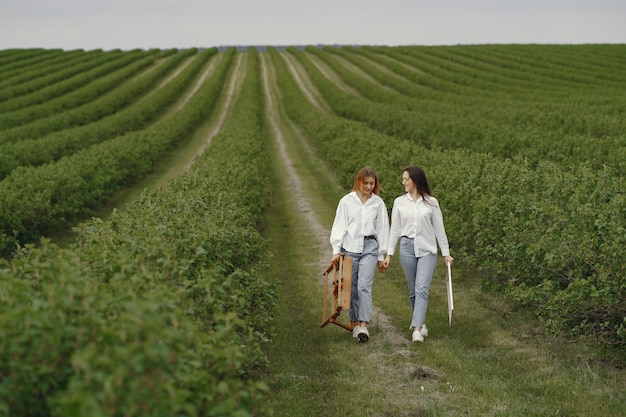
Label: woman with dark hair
xmin=382 ymin=166 xmax=454 ymax=343
xmin=330 ymin=167 xmax=390 ymax=343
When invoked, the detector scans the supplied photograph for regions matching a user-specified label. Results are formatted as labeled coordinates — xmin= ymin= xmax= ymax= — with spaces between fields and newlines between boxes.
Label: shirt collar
xmin=403 ymin=193 xmax=423 ymax=202
xmin=349 ymin=191 xmax=379 ymax=204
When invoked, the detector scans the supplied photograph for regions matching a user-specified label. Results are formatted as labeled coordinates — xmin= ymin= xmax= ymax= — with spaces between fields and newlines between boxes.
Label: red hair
xmin=352 ymin=166 xmax=382 ymax=195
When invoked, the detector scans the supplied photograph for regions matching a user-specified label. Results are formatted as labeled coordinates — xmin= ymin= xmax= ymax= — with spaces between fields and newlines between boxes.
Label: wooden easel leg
xmin=320 ymin=254 xmax=354 ymax=332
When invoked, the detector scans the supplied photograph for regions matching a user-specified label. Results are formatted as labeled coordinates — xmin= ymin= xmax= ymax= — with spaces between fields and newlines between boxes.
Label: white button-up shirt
xmin=330 ymin=191 xmax=390 ymax=261
xmin=387 ymin=193 xmax=450 ymax=258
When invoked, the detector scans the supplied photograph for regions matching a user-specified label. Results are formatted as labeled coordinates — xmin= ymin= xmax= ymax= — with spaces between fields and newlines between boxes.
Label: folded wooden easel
xmin=320 ymin=254 xmax=353 ymax=331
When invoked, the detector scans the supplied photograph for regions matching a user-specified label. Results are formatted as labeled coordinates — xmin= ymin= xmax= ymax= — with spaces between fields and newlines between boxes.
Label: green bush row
xmin=430 ymin=44 xmax=626 ymax=88
xmin=0 ymin=50 xmax=122 ymax=111
xmin=0 ymin=49 xmax=108 ymax=104
xmin=0 ymin=49 xmax=85 ymax=92
xmin=302 ymin=46 xmax=626 ymax=175
xmin=0 ymin=48 xmax=274 ymax=416
xmin=0 ymin=49 xmax=65 ymax=81
xmin=0 ymin=50 xmax=183 ymax=143
xmin=0 ymin=49 xmax=235 ymax=258
xmin=269 ymin=47 xmax=626 ymax=350
xmin=0 ymin=48 xmax=217 ymax=179
xmin=393 ymin=45 xmax=613 ymax=94
xmin=0 ymin=49 xmax=166 ymax=136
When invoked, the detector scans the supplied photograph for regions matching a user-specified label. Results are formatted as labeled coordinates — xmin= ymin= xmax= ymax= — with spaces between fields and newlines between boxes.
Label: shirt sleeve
xmin=387 ymin=199 xmax=401 ymax=256
xmin=329 ymin=197 xmax=348 ymax=255
xmin=376 ymin=200 xmax=390 ymax=261
xmin=432 ymin=200 xmax=451 ymax=257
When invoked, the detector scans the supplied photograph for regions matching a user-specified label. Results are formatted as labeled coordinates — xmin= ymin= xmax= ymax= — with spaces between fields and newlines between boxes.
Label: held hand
xmin=382 ymin=255 xmax=391 ymax=269
xmin=378 ymin=261 xmax=386 ymax=272
xmin=444 ymin=255 xmax=454 ymax=266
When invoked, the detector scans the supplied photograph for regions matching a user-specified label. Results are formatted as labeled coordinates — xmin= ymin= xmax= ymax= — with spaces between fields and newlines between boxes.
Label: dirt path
xmin=260 ymin=52 xmax=329 ymax=271
xmin=260 ymin=50 xmax=440 ymax=415
xmin=280 ymin=52 xmax=327 ymax=112
xmin=178 ymin=53 xmax=245 ymax=173
xmin=172 ymin=53 xmax=222 ymax=113
xmin=89 ymin=52 xmax=244 ymax=219
xmin=343 ymin=50 xmax=421 ymax=83
xmin=155 ymin=53 xmax=197 ymax=91
xmin=265 ymin=47 xmax=416 ymax=344
xmin=306 ymin=52 xmax=363 ymax=97
xmin=302 ymin=47 xmax=426 ymax=98
xmin=326 ymin=52 xmax=396 ymax=93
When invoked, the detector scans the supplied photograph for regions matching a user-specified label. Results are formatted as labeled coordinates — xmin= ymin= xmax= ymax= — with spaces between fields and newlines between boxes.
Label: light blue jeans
xmin=398 ymin=236 xmax=438 ymax=328
xmin=342 ymin=237 xmax=379 ymax=323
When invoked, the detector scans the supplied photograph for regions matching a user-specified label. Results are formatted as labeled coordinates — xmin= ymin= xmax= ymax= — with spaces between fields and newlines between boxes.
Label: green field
xmin=1 ymin=45 xmax=624 ymax=416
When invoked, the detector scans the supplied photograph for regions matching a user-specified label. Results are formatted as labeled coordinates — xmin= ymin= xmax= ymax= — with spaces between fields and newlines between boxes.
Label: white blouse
xmin=330 ymin=191 xmax=390 ymax=261
xmin=387 ymin=193 xmax=450 ymax=258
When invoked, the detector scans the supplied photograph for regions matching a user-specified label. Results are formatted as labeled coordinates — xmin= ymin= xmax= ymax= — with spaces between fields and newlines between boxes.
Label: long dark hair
xmin=403 ymin=165 xmax=432 ymax=201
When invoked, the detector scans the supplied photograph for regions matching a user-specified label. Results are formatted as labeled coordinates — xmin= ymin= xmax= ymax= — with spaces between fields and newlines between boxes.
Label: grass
xmin=44 ymin=48 xmax=625 ymax=416
xmin=260 ymin=57 xmax=453 ymax=415
xmin=258 ymin=50 xmax=626 ymax=417
xmin=372 ymin=260 xmax=626 ymax=416
xmin=261 ymin=191 xmax=626 ymax=415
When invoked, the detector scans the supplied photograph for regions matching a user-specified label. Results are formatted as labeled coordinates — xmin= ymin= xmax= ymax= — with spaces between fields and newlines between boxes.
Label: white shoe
xmin=412 ymin=328 xmax=424 ymax=343
xmin=409 ymin=324 xmax=428 ymax=337
xmin=352 ymin=325 xmax=361 ymax=338
xmin=357 ymin=327 xmax=369 ymax=343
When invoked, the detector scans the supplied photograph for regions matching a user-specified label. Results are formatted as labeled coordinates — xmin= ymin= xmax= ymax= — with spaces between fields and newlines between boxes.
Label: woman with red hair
xmin=330 ymin=167 xmax=390 ymax=343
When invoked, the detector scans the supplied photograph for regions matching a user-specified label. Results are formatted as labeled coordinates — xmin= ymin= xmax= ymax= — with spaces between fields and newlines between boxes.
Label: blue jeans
xmin=342 ymin=237 xmax=379 ymax=323
xmin=398 ymin=237 xmax=438 ymax=328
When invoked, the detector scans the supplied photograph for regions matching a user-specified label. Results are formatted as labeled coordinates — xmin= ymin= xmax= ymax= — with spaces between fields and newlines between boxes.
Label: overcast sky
xmin=1 ymin=0 xmax=625 ymax=50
